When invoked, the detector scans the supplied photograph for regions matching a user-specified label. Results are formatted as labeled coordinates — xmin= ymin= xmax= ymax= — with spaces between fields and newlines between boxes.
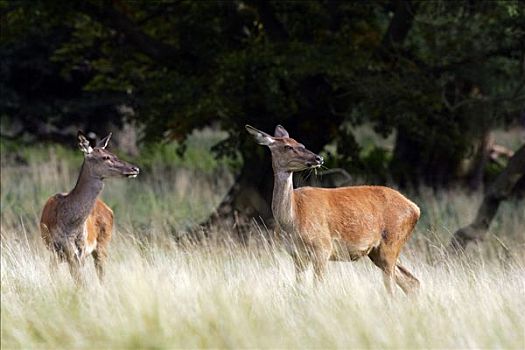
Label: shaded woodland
xmin=1 ymin=1 xmax=524 ymax=247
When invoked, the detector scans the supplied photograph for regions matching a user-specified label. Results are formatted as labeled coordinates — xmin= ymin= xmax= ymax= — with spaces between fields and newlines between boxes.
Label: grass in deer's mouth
xmin=1 ymin=233 xmax=524 ymax=349
xmin=1 ymin=138 xmax=524 ymax=349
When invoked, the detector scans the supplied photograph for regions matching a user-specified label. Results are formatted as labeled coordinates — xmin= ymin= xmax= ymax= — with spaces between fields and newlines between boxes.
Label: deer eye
xmin=284 ymin=145 xmax=293 ymax=151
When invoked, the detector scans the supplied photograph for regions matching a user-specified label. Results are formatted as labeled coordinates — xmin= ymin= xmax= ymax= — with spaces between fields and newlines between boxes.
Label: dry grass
xmin=2 ymin=231 xmax=524 ymax=349
xmin=1 ymin=142 xmax=524 ymax=349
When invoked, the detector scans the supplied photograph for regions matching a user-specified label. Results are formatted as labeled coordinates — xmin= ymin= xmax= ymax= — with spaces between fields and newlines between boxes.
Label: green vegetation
xmin=1 ymin=0 xmax=524 ymax=347
xmin=0 ymin=131 xmax=233 ymax=234
xmin=2 ymin=1 xmax=524 ymax=217
xmin=1 ymin=136 xmax=523 ymax=349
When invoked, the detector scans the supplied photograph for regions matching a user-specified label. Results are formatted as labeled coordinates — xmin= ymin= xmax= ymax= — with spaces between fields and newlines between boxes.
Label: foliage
xmin=359 ymin=1 xmax=525 ymax=184
xmin=1 ymin=0 xmax=524 ymax=189
xmin=1 ymin=145 xmax=524 ymax=348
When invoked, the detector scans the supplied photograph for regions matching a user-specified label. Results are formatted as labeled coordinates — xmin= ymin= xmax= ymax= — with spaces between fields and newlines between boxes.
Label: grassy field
xmin=1 ymin=131 xmax=524 ymax=349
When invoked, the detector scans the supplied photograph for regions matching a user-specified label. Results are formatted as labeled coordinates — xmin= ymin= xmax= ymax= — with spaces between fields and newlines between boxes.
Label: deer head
xmin=77 ymin=131 xmax=140 ymax=179
xmin=246 ymin=124 xmax=323 ymax=172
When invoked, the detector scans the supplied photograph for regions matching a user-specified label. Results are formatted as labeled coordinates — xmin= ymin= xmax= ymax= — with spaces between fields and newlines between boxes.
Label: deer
xmin=40 ymin=131 xmax=140 ymax=285
xmin=246 ymin=124 xmax=420 ymax=295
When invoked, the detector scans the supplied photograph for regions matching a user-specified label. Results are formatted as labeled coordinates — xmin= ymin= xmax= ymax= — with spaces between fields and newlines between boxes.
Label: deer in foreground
xmin=40 ymin=131 xmax=139 ymax=285
xmin=246 ymin=125 xmax=420 ymax=295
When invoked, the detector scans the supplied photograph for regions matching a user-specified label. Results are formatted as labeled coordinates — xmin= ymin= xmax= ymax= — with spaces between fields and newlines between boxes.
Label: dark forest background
xmin=1 ymin=0 xmax=524 ymax=233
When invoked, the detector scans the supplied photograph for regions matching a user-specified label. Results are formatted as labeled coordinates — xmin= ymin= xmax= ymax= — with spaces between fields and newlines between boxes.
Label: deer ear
xmin=77 ymin=131 xmax=93 ymax=154
xmin=274 ymin=125 xmax=289 ymax=138
xmin=245 ymin=125 xmax=275 ymax=146
xmin=96 ymin=132 xmax=112 ymax=149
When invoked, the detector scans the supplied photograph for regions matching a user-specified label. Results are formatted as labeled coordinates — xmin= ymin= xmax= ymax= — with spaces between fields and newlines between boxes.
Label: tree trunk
xmin=204 ymin=113 xmax=341 ymax=234
xmin=449 ymin=144 xmax=525 ymax=252
xmin=390 ymin=128 xmax=423 ymax=187
xmin=391 ymin=121 xmax=484 ymax=188
xmin=379 ymin=0 xmax=417 ymax=55
xmin=468 ymin=129 xmax=492 ymax=191
xmin=204 ymin=1 xmax=420 ymax=230
xmin=203 ymin=145 xmax=274 ymax=235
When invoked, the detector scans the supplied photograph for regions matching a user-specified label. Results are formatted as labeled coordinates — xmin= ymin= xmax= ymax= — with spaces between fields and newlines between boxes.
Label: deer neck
xmin=272 ymin=170 xmax=295 ymax=232
xmin=66 ymin=161 xmax=104 ymax=226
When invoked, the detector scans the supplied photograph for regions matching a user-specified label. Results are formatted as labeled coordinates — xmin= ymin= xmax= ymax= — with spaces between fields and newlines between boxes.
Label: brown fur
xmin=40 ymin=196 xmax=113 ymax=280
xmin=246 ymin=124 xmax=421 ymax=295
xmin=39 ymin=131 xmax=138 ymax=285
xmin=85 ymin=199 xmax=114 ymax=250
xmin=292 ymin=185 xmax=420 ymax=294
xmin=293 ymin=186 xmax=419 ymax=253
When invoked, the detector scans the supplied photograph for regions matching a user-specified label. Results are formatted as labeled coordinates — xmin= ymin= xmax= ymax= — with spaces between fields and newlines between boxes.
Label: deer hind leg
xmin=312 ymin=255 xmax=329 ymax=284
xmin=390 ymin=216 xmax=420 ymax=295
xmin=368 ymin=246 xmax=396 ymax=295
xmin=66 ymin=255 xmax=83 ymax=287
xmin=92 ymin=248 xmax=108 ymax=282
xmin=49 ymin=251 xmax=60 ymax=275
xmin=290 ymin=251 xmax=310 ymax=284
xmin=382 ymin=270 xmax=395 ymax=296
xmin=92 ymin=210 xmax=112 ymax=283
xmin=42 ymin=226 xmax=61 ymax=275
xmin=395 ymin=264 xmax=420 ymax=294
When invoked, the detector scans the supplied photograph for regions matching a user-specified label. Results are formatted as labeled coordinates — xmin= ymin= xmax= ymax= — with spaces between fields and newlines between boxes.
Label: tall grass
xmin=1 ymin=136 xmax=524 ymax=349
xmin=2 ymin=233 xmax=523 ymax=349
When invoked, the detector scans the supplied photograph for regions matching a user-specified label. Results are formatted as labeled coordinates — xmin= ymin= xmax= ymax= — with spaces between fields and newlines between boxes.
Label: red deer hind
xmin=246 ymin=124 xmax=420 ymax=295
xmin=40 ymin=131 xmax=139 ymax=285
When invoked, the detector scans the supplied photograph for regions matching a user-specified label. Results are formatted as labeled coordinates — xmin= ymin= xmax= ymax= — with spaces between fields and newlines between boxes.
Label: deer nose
xmin=315 ymin=155 xmax=324 ymax=164
xmin=131 ymin=166 xmax=140 ymax=174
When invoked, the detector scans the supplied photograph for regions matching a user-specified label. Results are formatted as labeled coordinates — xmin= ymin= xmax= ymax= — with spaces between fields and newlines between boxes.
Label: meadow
xmin=1 ymin=130 xmax=524 ymax=349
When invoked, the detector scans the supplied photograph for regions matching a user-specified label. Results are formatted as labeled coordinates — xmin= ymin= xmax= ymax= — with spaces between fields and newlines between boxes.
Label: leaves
xmin=2 ymin=0 xmax=524 ymax=186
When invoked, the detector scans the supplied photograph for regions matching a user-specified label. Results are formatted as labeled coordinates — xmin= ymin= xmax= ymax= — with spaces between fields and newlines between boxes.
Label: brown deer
xmin=246 ymin=125 xmax=420 ymax=294
xmin=40 ymin=131 xmax=139 ymax=285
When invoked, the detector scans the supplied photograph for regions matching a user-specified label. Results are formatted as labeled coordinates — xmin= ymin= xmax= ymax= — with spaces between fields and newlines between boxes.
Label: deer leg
xmin=291 ymin=252 xmax=310 ymax=284
xmin=65 ymin=243 xmax=84 ymax=287
xmin=382 ymin=269 xmax=395 ymax=295
xmin=389 ymin=213 xmax=420 ymax=295
xmin=368 ymin=247 xmax=396 ymax=295
xmin=395 ymin=264 xmax=420 ymax=294
xmin=67 ymin=256 xmax=83 ymax=287
xmin=49 ymin=251 xmax=59 ymax=275
xmin=92 ymin=248 xmax=108 ymax=282
xmin=312 ymin=256 xmax=328 ymax=284
xmin=312 ymin=244 xmax=331 ymax=284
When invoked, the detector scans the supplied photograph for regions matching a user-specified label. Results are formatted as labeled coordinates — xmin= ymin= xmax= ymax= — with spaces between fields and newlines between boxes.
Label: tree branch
xmin=253 ymin=0 xmax=289 ymax=43
xmin=2 ymin=117 xmax=76 ymax=145
xmin=78 ymin=1 xmax=195 ymax=67
xmin=379 ymin=0 xmax=417 ymax=55
xmin=442 ymin=80 xmax=525 ymax=112
xmin=449 ymin=144 xmax=525 ymax=252
xmin=432 ymin=45 xmax=524 ymax=74
xmin=325 ymin=0 xmax=342 ymax=33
